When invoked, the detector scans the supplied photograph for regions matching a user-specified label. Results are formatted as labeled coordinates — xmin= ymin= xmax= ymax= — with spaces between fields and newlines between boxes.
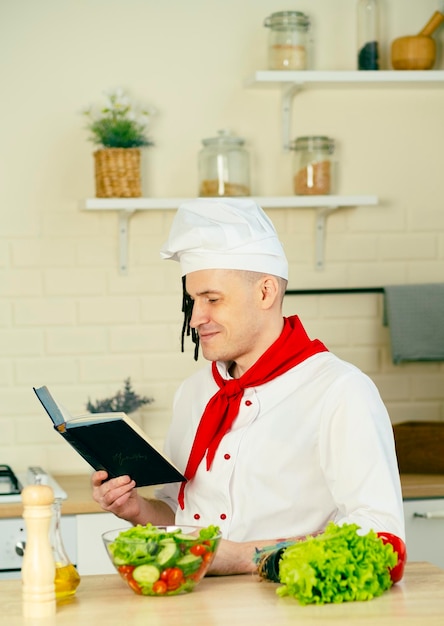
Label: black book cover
xmin=33 ymin=385 xmax=186 ymax=488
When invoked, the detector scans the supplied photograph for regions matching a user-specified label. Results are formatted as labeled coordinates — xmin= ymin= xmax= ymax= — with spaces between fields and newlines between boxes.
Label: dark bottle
xmin=357 ymin=0 xmax=380 ymax=70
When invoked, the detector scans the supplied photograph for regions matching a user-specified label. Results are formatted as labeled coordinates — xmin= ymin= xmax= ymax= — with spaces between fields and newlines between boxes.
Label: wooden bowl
xmin=391 ymin=35 xmax=436 ymax=70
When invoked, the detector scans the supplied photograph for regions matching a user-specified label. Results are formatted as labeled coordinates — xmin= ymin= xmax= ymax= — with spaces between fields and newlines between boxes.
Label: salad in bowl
xmin=102 ymin=523 xmax=221 ymax=596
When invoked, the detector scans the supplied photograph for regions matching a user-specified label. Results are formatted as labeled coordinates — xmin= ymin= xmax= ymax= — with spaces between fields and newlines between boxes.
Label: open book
xmin=33 ymin=385 xmax=186 ymax=488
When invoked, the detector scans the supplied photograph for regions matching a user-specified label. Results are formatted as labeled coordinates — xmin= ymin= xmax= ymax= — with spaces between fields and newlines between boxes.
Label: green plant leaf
xmin=82 ymin=88 xmax=155 ymax=148
xmin=86 ymin=378 xmax=153 ymax=414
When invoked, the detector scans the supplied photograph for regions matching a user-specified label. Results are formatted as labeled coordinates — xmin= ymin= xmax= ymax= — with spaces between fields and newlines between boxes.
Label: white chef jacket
xmin=156 ymin=351 xmax=405 ymax=542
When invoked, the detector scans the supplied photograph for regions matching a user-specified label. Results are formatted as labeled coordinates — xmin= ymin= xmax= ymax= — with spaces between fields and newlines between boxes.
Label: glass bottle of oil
xmin=51 ymin=498 xmax=80 ymax=599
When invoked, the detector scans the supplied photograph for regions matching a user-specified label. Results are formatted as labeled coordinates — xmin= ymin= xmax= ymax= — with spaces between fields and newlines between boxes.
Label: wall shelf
xmin=244 ymin=70 xmax=444 ymax=148
xmin=84 ymin=195 xmax=377 ymax=210
xmin=83 ymin=195 xmax=378 ymax=273
xmin=82 ymin=71 xmax=442 ymax=272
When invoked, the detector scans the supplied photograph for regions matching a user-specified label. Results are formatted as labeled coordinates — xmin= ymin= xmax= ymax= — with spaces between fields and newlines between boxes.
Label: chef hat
xmin=160 ymin=198 xmax=288 ymax=279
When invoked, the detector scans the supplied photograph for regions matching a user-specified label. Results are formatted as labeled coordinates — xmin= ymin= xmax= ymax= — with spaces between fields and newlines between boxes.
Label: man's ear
xmin=259 ymin=275 xmax=280 ymax=309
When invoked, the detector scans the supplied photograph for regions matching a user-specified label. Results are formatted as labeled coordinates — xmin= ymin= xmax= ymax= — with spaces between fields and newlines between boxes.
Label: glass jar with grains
xmin=290 ymin=136 xmax=335 ymax=195
xmin=264 ymin=10 xmax=310 ymax=70
xmin=198 ymin=129 xmax=250 ymax=197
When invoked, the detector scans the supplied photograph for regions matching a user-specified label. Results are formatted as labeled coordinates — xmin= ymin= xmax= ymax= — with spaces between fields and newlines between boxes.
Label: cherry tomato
xmin=160 ymin=567 xmax=172 ymax=582
xmin=190 ymin=543 xmax=208 ymax=556
xmin=127 ymin=577 xmax=142 ymax=594
xmin=203 ymin=551 xmax=214 ymax=564
xmin=152 ymin=580 xmax=168 ymax=595
xmin=117 ymin=565 xmax=135 ymax=580
xmin=377 ymin=532 xmax=407 ymax=583
xmin=165 ymin=567 xmax=185 ymax=590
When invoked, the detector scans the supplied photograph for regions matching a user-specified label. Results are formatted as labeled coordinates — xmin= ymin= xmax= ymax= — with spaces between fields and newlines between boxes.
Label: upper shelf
xmin=83 ymin=196 xmax=378 ymax=273
xmin=245 ymin=70 xmax=444 ymax=148
xmin=245 ymin=69 xmax=444 ymax=88
xmin=83 ymin=195 xmax=377 ymax=211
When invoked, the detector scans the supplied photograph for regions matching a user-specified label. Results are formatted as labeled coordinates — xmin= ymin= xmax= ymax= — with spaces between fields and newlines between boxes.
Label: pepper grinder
xmin=22 ymin=484 xmax=56 ymax=619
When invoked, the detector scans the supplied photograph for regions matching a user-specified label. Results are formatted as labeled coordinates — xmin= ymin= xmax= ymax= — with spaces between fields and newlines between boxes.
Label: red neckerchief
xmin=178 ymin=315 xmax=328 ymax=509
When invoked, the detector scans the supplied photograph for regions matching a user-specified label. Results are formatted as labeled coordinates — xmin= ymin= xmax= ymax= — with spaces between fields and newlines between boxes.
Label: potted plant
xmin=82 ymin=88 xmax=155 ymax=198
xmin=86 ymin=378 xmax=153 ymax=415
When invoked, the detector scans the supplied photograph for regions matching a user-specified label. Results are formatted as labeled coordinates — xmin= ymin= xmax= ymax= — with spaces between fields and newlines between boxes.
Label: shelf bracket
xmin=315 ymin=206 xmax=338 ymax=271
xmin=83 ymin=195 xmax=376 ymax=273
xmin=281 ymin=84 xmax=301 ymax=149
xmin=118 ymin=210 xmax=136 ymax=274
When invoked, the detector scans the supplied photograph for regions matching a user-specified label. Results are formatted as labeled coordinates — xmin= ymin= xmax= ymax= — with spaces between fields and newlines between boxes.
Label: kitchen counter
xmin=52 ymin=474 xmax=155 ymax=515
xmin=0 ymin=473 xmax=443 ymax=518
xmin=1 ymin=562 xmax=444 ymax=625
xmin=0 ymin=474 xmax=156 ymax=518
xmin=400 ymin=473 xmax=444 ymax=499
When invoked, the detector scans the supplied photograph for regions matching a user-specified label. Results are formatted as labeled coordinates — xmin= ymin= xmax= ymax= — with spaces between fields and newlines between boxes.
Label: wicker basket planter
xmin=94 ymin=148 xmax=142 ymax=198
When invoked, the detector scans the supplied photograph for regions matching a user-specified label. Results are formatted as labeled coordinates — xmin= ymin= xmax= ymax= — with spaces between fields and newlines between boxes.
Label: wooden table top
xmin=1 ymin=562 xmax=444 ymax=626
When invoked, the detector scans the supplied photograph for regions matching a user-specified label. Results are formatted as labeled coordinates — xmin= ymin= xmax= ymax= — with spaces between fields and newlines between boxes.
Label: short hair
xmin=181 ymin=276 xmax=200 ymax=360
xmin=180 ymin=271 xmax=287 ymax=360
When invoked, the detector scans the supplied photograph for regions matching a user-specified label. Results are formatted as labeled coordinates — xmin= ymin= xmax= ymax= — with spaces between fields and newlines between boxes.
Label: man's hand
xmin=91 ymin=471 xmax=142 ymax=523
xmin=91 ymin=470 xmax=176 ymax=527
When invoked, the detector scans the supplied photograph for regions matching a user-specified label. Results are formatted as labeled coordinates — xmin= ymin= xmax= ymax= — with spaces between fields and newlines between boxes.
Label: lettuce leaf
xmin=107 ymin=523 xmax=220 ymax=567
xmin=276 ymin=522 xmax=397 ymax=605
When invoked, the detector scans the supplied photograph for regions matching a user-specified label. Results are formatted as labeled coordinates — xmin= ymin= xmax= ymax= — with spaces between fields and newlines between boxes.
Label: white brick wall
xmin=0 ymin=0 xmax=443 ymax=474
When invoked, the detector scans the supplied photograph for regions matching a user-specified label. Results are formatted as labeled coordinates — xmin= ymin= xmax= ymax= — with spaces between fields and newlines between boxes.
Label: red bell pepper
xmin=376 ymin=532 xmax=407 ymax=583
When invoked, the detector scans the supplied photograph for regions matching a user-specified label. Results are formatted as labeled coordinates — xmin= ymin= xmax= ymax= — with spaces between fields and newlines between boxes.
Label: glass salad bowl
xmin=102 ymin=523 xmax=221 ymax=596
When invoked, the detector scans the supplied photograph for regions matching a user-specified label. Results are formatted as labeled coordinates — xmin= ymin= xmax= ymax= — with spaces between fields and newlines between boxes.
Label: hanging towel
xmin=383 ymin=283 xmax=444 ymax=364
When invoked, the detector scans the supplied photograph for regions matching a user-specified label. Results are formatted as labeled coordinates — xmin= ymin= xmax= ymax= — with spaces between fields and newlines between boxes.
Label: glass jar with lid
xmin=264 ymin=10 xmax=310 ymax=70
xmin=290 ymin=136 xmax=335 ymax=195
xmin=198 ymin=129 xmax=250 ymax=197
xmin=357 ymin=0 xmax=380 ymax=70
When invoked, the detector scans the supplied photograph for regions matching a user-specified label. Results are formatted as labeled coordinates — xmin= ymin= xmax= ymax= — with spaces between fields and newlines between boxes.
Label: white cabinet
xmin=403 ymin=498 xmax=444 ymax=569
xmin=1 ymin=511 xmax=131 ymax=578
xmin=76 ymin=513 xmax=131 ymax=575
xmin=0 ymin=514 xmax=78 ymax=580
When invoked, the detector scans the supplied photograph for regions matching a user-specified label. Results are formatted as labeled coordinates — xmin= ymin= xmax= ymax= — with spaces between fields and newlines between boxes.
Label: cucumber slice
xmin=156 ymin=542 xmax=180 ymax=568
xmin=145 ymin=539 xmax=161 ymax=555
xmin=132 ymin=564 xmax=161 ymax=584
xmin=176 ymin=553 xmax=203 ymax=576
xmin=174 ymin=532 xmax=198 ymax=543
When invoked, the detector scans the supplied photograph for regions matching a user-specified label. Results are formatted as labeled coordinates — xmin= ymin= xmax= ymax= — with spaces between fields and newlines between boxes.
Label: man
xmin=91 ymin=198 xmax=405 ymax=575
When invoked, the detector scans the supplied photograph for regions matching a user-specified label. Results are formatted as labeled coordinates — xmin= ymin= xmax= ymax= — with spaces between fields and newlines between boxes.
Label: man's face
xmin=186 ymin=269 xmax=264 ymax=366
